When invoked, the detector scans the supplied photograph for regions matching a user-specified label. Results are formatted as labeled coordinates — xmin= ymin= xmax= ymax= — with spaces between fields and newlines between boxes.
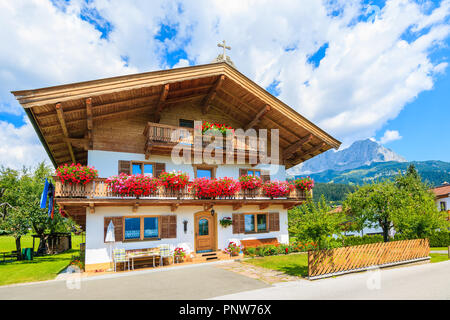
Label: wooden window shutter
xmin=239 ymin=169 xmax=247 ymax=177
xmin=268 ymin=212 xmax=280 ymax=232
xmin=104 ymin=217 xmax=123 ymax=243
xmin=155 ymin=163 xmax=166 ymax=178
xmin=161 ymin=215 xmax=176 ymax=238
xmin=118 ymin=161 xmax=131 ymax=175
xmin=261 ymin=170 xmax=271 ymax=182
xmin=232 ymin=213 xmax=245 ymax=234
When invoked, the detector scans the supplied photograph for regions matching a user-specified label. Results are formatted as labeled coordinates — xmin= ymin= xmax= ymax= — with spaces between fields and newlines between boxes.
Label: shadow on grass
xmin=274 ymin=265 xmax=309 ymax=277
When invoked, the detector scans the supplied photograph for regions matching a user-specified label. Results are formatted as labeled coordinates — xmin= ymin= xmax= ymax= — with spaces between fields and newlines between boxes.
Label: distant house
xmin=431 ymin=183 xmax=450 ymax=219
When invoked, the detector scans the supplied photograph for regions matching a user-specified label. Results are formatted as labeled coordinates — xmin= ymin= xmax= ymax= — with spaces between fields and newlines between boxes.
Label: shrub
xmin=224 ymin=241 xmax=242 ymax=256
xmin=340 ymin=234 xmax=384 ymax=247
xmin=55 ymin=163 xmax=98 ymax=184
xmin=428 ymin=230 xmax=450 ymax=247
xmin=243 ymin=247 xmax=256 ymax=257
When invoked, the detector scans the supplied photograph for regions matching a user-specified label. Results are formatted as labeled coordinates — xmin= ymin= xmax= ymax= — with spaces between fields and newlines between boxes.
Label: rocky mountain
xmin=302 ymin=160 xmax=450 ymax=187
xmin=288 ymin=138 xmax=407 ymax=176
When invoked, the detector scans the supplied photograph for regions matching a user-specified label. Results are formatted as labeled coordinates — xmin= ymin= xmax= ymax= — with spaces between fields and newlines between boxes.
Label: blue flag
xmin=40 ymin=179 xmax=49 ymax=209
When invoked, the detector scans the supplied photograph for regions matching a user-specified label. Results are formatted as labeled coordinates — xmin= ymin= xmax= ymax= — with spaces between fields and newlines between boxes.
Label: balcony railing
xmin=143 ymin=122 xmax=260 ymax=152
xmin=54 ymin=178 xmax=308 ymax=201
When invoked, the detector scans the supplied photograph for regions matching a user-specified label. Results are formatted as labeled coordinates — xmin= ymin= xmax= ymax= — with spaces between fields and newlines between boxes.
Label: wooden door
xmin=195 ymin=212 xmax=216 ymax=253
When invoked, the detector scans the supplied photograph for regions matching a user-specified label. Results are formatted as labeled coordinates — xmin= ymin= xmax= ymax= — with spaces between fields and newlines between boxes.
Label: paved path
xmin=213 ymin=261 xmax=450 ymax=300
xmin=0 ymin=262 xmax=269 ymax=300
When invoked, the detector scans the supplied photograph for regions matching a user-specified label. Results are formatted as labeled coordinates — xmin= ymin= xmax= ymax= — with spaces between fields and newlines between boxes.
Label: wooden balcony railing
xmin=54 ymin=179 xmax=308 ymax=201
xmin=143 ymin=122 xmax=261 ymax=152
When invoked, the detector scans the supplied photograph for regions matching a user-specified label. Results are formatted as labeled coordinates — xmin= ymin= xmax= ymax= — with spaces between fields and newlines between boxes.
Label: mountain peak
xmin=288 ymin=139 xmax=407 ymax=175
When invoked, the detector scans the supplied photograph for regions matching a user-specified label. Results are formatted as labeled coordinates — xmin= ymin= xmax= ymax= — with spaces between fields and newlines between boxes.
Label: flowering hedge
xmin=243 ymin=241 xmax=318 ymax=257
xmin=106 ymin=174 xmax=160 ymax=197
xmin=55 ymin=163 xmax=98 ymax=184
xmin=159 ymin=171 xmax=190 ymax=191
xmin=201 ymin=121 xmax=234 ymax=135
xmin=292 ymin=176 xmax=314 ymax=191
xmin=262 ymin=181 xmax=294 ymax=198
xmin=239 ymin=175 xmax=262 ymax=190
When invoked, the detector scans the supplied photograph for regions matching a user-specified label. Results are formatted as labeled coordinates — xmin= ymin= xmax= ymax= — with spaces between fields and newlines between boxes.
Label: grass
xmin=243 ymin=253 xmax=309 ymax=277
xmin=430 ymin=247 xmax=449 ymax=251
xmin=0 ymin=234 xmax=83 ymax=286
xmin=430 ymin=253 xmax=449 ymax=263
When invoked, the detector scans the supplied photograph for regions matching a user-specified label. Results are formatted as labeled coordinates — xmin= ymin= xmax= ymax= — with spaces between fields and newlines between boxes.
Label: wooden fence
xmin=308 ymin=239 xmax=430 ymax=279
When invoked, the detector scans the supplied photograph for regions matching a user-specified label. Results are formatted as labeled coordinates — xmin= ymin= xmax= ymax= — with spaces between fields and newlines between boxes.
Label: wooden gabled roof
xmin=11 ymin=62 xmax=341 ymax=168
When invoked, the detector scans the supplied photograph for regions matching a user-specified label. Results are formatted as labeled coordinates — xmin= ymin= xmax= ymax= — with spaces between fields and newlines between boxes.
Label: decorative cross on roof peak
xmin=217 ymin=40 xmax=231 ymax=60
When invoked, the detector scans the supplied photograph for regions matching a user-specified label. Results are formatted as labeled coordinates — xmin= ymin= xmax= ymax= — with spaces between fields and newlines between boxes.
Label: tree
xmin=344 ymin=180 xmax=403 ymax=242
xmin=392 ymin=165 xmax=448 ymax=239
xmin=289 ymin=195 xmax=346 ymax=249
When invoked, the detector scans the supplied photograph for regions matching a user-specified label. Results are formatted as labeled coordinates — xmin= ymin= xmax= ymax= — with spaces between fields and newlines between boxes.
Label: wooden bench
xmin=241 ymin=238 xmax=279 ymax=248
xmin=125 ymin=248 xmax=162 ymax=269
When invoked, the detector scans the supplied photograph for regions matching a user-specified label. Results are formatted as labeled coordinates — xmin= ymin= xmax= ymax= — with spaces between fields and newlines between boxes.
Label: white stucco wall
xmin=87 ymin=150 xmax=286 ymax=181
xmin=85 ymin=205 xmax=289 ymax=266
xmin=436 ymin=197 xmax=449 ymax=212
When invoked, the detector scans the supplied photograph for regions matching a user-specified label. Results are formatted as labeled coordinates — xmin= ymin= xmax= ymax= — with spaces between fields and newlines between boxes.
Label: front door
xmin=194 ymin=212 xmax=216 ymax=253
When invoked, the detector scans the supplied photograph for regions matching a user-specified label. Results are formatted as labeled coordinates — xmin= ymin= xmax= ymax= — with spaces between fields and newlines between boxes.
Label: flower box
xmin=292 ymin=176 xmax=314 ymax=191
xmin=159 ymin=171 xmax=190 ymax=198
xmin=55 ymin=163 xmax=98 ymax=185
xmin=262 ymin=181 xmax=294 ymax=198
xmin=105 ymin=174 xmax=160 ymax=198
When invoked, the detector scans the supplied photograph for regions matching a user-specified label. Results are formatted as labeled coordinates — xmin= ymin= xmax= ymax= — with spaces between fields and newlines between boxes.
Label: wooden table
xmin=127 ymin=252 xmax=160 ymax=270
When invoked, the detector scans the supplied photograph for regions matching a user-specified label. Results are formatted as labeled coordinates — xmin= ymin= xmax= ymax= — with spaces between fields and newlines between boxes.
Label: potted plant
xmin=262 ymin=181 xmax=294 ymax=198
xmin=216 ymin=177 xmax=240 ymax=199
xmin=292 ymin=176 xmax=314 ymax=191
xmin=239 ymin=175 xmax=262 ymax=198
xmin=174 ymin=247 xmax=186 ymax=263
xmin=219 ymin=217 xmax=233 ymax=228
xmin=55 ymin=163 xmax=98 ymax=185
xmin=159 ymin=171 xmax=190 ymax=197
xmin=201 ymin=121 xmax=234 ymax=136
xmin=224 ymin=241 xmax=242 ymax=257
xmin=106 ymin=174 xmax=160 ymax=198
xmin=189 ymin=178 xmax=220 ymax=199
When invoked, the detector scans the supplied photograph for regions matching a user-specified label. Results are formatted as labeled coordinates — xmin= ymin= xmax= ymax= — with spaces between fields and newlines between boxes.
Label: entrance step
xmin=191 ymin=250 xmax=233 ymax=263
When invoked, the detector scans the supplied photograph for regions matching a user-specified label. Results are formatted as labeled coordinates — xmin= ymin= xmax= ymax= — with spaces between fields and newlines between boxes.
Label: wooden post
xmin=448 ymin=246 xmax=449 ymax=259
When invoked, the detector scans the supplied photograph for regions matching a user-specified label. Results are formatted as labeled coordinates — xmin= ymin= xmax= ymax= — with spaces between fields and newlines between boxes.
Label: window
xmin=143 ymin=217 xmax=159 ymax=239
xmin=193 ymin=165 xmax=216 ymax=179
xmin=131 ymin=162 xmax=154 ymax=177
xmin=124 ymin=218 xmax=141 ymax=240
xmin=440 ymin=202 xmax=447 ymax=211
xmin=198 ymin=219 xmax=209 ymax=236
xmin=240 ymin=169 xmax=261 ymax=177
xmin=179 ymin=119 xmax=194 ymax=128
xmin=123 ymin=216 xmax=160 ymax=241
xmin=244 ymin=213 xmax=268 ymax=233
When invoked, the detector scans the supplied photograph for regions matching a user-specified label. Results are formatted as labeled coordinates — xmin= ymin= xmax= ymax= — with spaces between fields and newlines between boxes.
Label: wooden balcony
xmin=143 ymin=122 xmax=261 ymax=160
xmin=54 ymin=179 xmax=308 ymax=211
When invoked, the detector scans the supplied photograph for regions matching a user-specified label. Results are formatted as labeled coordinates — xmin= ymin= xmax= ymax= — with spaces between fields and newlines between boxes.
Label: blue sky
xmin=0 ymin=0 xmax=449 ymax=168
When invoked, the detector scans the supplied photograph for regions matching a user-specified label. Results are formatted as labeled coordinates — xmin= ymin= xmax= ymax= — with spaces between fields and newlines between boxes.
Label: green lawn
xmin=0 ymin=234 xmax=83 ymax=286
xmin=430 ymin=253 xmax=449 ymax=263
xmin=430 ymin=247 xmax=449 ymax=251
xmin=243 ymin=253 xmax=309 ymax=277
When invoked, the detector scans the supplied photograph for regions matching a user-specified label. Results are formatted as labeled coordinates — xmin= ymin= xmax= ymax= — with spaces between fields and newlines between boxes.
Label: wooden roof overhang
xmin=11 ymin=62 xmax=341 ymax=169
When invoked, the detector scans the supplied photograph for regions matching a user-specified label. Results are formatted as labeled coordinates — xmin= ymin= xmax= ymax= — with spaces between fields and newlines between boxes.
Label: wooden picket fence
xmin=308 ymin=239 xmax=430 ymax=278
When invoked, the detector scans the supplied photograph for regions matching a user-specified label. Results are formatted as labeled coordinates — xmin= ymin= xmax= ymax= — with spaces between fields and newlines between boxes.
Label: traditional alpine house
xmin=12 ymin=53 xmax=340 ymax=271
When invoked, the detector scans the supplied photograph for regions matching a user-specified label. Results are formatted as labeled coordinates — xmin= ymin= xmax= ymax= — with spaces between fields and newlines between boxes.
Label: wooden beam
xmin=283 ymin=134 xmax=313 ymax=160
xmin=171 ymin=203 xmax=179 ymax=212
xmin=299 ymin=142 xmax=326 ymax=161
xmin=233 ymin=202 xmax=243 ymax=211
xmin=259 ymin=203 xmax=270 ymax=210
xmin=202 ymin=75 xmax=225 ymax=114
xmin=55 ymin=103 xmax=76 ymax=163
xmin=203 ymin=203 xmax=213 ymax=211
xmin=89 ymin=203 xmax=95 ymax=214
xmin=64 ymin=138 xmax=89 ymax=150
xmin=153 ymin=84 xmax=170 ymax=123
xmin=245 ymin=105 xmax=271 ymax=130
xmin=86 ymin=98 xmax=93 ymax=149
xmin=132 ymin=202 xmax=140 ymax=213
xmin=283 ymin=203 xmax=297 ymax=210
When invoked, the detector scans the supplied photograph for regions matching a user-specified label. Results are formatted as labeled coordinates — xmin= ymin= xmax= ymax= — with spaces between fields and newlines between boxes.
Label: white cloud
xmin=0 ymin=117 xmax=50 ymax=169
xmin=0 ymin=0 xmax=449 ymax=168
xmin=379 ymin=130 xmax=403 ymax=144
